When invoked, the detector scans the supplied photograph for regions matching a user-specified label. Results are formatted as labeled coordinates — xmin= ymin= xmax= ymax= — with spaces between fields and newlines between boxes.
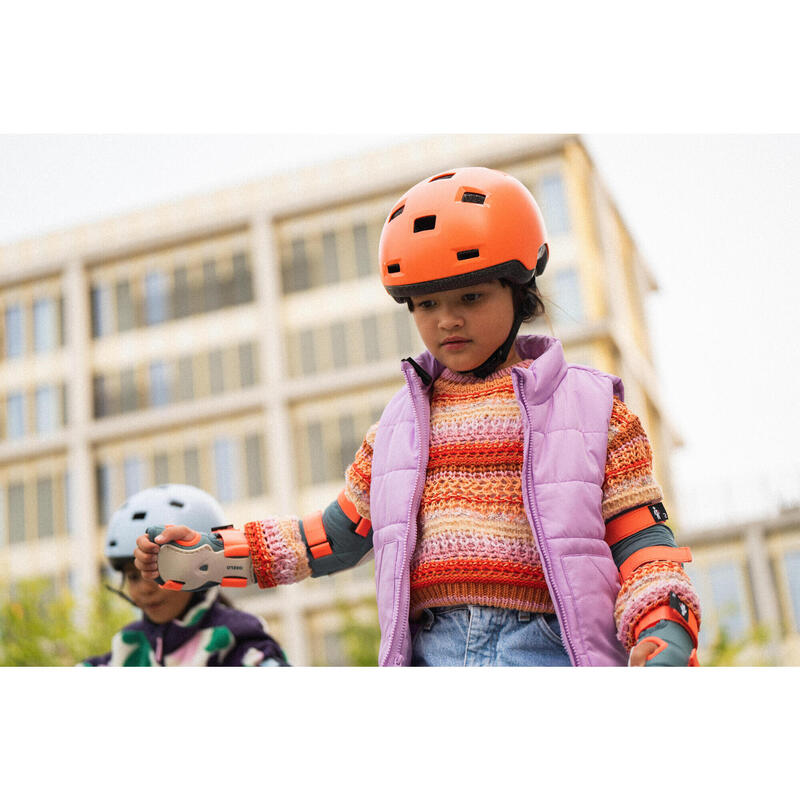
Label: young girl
xmin=135 ymin=167 xmax=700 ymax=667
xmin=83 ymin=483 xmax=289 ymax=667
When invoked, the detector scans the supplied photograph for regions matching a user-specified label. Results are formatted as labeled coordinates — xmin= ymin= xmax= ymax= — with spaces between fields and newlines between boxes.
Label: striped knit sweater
xmin=246 ymin=359 xmax=700 ymax=651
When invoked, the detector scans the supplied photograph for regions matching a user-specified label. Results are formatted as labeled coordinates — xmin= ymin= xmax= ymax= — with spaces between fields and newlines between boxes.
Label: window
xmin=784 ymin=552 xmax=800 ymax=632
xmin=183 ymin=447 xmax=200 ymax=487
xmin=149 ymin=361 xmax=171 ymax=407
xmin=124 ymin=456 xmax=144 ymax=498
xmin=708 ymin=562 xmax=747 ymax=640
xmin=120 ymin=369 xmax=138 ymax=413
xmin=37 ymin=477 xmax=55 ymax=539
xmin=353 ymin=224 xmax=372 ymax=278
xmin=330 ymin=321 xmax=348 ymax=369
xmin=239 ymin=342 xmax=257 ymax=388
xmin=245 ymin=434 xmax=265 ymax=498
xmin=306 ymin=421 xmax=326 ymax=485
xmin=173 ymin=267 xmax=190 ymax=319
xmin=322 ymin=231 xmax=339 ymax=285
xmin=153 ymin=452 xmax=170 ymax=485
xmin=8 ymin=482 xmax=25 ymax=543
xmin=115 ymin=280 xmax=135 ymax=332
xmin=177 ymin=356 xmax=194 ymax=402
xmin=63 ymin=471 xmax=73 ymax=534
xmin=208 ymin=350 xmax=225 ymax=394
xmin=93 ymin=375 xmax=108 ymax=418
xmin=33 ymin=298 xmax=58 ymax=352
xmin=213 ymin=437 xmax=239 ymax=503
xmin=91 ymin=284 xmax=113 ymax=338
xmin=5 ymin=304 xmax=24 ymax=358
xmin=362 ymin=315 xmax=380 ymax=362
xmin=6 ymin=392 xmax=26 ymax=439
xmin=290 ymin=238 xmax=310 ymax=293
xmin=537 ymin=173 xmax=571 ymax=235
xmin=203 ymin=260 xmax=221 ymax=312
xmin=35 ymin=385 xmax=59 ymax=433
xmin=144 ymin=271 xmax=169 ymax=325
xmin=232 ymin=252 xmax=253 ymax=305
xmin=553 ymin=268 xmax=585 ymax=325
xmin=337 ymin=414 xmax=359 ymax=476
xmin=96 ymin=463 xmax=113 ymax=525
xmin=299 ymin=329 xmax=317 ymax=376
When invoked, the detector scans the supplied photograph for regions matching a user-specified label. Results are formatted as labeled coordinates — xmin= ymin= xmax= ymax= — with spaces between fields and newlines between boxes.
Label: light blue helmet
xmin=105 ymin=484 xmax=228 ymax=569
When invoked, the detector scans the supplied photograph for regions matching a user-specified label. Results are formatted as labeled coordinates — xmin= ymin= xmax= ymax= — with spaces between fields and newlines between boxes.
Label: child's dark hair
xmin=501 ymin=277 xmax=545 ymax=323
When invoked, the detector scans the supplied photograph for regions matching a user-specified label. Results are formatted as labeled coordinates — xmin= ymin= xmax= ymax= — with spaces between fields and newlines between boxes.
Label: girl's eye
xmin=462 ymin=293 xmax=481 ymax=303
xmin=417 ymin=300 xmax=436 ymax=309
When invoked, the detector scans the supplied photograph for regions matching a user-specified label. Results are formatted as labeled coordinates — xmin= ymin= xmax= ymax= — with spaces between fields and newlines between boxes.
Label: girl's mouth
xmin=441 ymin=337 xmax=470 ymax=350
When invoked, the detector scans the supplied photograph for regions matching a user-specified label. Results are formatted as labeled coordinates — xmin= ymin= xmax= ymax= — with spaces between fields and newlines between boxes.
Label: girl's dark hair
xmin=501 ymin=277 xmax=546 ymax=323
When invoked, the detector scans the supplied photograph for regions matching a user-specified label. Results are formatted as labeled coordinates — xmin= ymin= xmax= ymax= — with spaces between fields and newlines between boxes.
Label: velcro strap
xmin=217 ymin=528 xmax=249 ymax=558
xmin=337 ymin=490 xmax=361 ymax=524
xmin=619 ymin=545 xmax=692 ymax=582
xmin=338 ymin=489 xmax=372 ymax=537
xmin=633 ymin=597 xmax=699 ymax=647
xmin=302 ymin=510 xmax=332 ymax=559
xmin=605 ymin=503 xmax=669 ymax=545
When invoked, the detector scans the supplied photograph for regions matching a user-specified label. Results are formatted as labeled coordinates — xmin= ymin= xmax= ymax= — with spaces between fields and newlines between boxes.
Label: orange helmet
xmin=379 ymin=166 xmax=549 ymax=302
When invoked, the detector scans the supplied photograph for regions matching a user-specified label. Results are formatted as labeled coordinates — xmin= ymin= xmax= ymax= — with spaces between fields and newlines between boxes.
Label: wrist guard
xmin=633 ymin=592 xmax=701 ymax=667
xmin=146 ymin=525 xmax=255 ymax=591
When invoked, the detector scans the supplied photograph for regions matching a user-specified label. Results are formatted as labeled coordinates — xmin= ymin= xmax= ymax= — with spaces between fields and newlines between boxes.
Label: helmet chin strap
xmin=458 ymin=312 xmax=524 ymax=379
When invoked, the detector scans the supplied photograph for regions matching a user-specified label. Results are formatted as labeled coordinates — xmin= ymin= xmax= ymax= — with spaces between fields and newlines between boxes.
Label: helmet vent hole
xmin=461 ymin=192 xmax=486 ymax=204
xmin=387 ymin=263 xmax=401 ymax=274
xmin=169 ymin=500 xmax=185 ymax=508
xmin=389 ymin=205 xmax=404 ymax=221
xmin=457 ymin=249 xmax=480 ymax=261
xmin=429 ymin=173 xmax=454 ymax=181
xmin=414 ymin=215 xmax=436 ymax=233
xmin=132 ymin=511 xmax=147 ymax=520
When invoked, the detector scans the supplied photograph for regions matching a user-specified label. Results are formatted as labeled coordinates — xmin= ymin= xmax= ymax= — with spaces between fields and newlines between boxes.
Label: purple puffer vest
xmin=369 ymin=335 xmax=629 ymax=666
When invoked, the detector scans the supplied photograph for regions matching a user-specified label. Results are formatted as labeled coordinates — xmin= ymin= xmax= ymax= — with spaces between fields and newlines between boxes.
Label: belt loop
xmin=518 ymin=610 xmax=531 ymax=622
xmin=422 ymin=608 xmax=435 ymax=631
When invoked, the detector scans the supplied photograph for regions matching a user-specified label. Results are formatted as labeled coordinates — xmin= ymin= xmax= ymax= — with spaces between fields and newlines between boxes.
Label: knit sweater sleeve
xmin=243 ymin=422 xmax=378 ymax=588
xmin=603 ymin=398 xmax=701 ymax=650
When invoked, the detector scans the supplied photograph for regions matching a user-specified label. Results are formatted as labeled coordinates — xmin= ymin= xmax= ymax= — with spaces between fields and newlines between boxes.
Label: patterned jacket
xmin=81 ymin=588 xmax=288 ymax=667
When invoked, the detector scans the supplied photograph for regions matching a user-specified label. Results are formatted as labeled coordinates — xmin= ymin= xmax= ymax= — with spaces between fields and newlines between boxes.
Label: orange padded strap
xmin=217 ymin=528 xmax=249 ymax=558
xmin=605 ymin=504 xmax=667 ymax=545
xmin=337 ymin=490 xmax=361 ymax=524
xmin=302 ymin=510 xmax=332 ymax=559
xmin=619 ymin=545 xmax=692 ymax=582
xmin=634 ymin=601 xmax=700 ymax=648
xmin=337 ymin=489 xmax=372 ymax=537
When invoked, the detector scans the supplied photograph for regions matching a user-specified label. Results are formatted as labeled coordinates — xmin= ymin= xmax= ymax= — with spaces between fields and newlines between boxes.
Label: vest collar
xmin=404 ymin=335 xmax=567 ymax=403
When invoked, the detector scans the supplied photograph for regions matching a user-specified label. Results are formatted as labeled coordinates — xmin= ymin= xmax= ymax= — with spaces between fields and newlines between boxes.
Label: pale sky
xmin=1 ymin=134 xmax=798 ymax=529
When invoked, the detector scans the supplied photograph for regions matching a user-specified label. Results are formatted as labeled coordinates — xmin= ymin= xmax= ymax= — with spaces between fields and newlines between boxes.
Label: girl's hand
xmin=628 ymin=638 xmax=660 ymax=666
xmin=133 ymin=525 xmax=195 ymax=581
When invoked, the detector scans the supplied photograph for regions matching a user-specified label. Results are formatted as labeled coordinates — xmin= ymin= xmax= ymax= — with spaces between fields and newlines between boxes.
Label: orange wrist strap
xmin=302 ymin=510 xmax=332 ymax=559
xmin=337 ymin=490 xmax=371 ymax=537
xmin=619 ymin=545 xmax=692 ymax=582
xmin=605 ymin=503 xmax=669 ymax=546
xmin=634 ymin=601 xmax=700 ymax=648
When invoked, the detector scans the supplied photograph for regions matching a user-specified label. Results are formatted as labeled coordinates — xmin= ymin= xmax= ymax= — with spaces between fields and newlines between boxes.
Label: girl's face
xmin=410 ymin=280 xmax=519 ymax=373
xmin=122 ymin=562 xmax=192 ymax=624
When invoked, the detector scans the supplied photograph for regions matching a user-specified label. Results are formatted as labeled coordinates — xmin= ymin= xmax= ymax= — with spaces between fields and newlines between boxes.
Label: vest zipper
xmin=381 ymin=363 xmax=429 ymax=666
xmin=512 ymin=370 xmax=578 ymax=666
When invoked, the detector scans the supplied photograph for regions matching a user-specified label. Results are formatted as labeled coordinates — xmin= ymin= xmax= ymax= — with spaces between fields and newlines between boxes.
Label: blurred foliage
xmin=0 ymin=577 xmax=136 ymax=666
xmin=700 ymin=623 xmax=778 ymax=666
xmin=336 ymin=601 xmax=381 ymax=666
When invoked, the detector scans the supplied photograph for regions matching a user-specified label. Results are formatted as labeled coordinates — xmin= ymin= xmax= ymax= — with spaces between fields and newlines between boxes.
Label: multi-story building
xmin=0 ymin=133 xmax=682 ymax=665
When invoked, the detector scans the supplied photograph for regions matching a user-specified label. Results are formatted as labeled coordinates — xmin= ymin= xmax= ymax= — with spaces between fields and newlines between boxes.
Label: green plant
xmin=701 ymin=623 xmax=777 ymax=666
xmin=336 ymin=601 xmax=381 ymax=666
xmin=0 ymin=577 xmax=136 ymax=666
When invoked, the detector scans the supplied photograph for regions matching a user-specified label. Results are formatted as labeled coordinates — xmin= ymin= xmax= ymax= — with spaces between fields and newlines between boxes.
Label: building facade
xmin=1 ymin=133 xmax=683 ymax=665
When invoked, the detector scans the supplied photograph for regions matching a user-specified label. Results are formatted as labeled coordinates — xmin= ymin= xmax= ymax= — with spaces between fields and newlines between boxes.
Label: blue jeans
xmin=410 ymin=605 xmax=572 ymax=666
